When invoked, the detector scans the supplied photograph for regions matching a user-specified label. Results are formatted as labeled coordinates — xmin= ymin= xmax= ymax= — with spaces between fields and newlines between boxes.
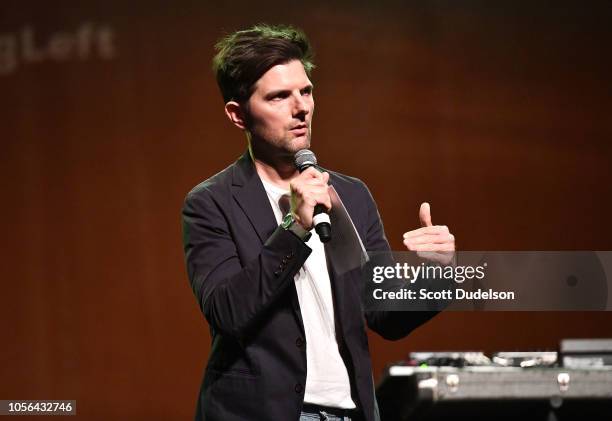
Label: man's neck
xmin=249 ymin=142 xmax=299 ymax=191
xmin=253 ymin=157 xmax=298 ymax=191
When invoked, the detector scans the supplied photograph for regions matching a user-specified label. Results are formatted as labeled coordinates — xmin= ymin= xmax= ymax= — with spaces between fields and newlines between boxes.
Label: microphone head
xmin=294 ymin=149 xmax=317 ymax=172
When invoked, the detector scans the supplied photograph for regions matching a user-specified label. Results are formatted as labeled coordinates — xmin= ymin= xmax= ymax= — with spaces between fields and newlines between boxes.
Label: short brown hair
xmin=212 ymin=24 xmax=315 ymax=104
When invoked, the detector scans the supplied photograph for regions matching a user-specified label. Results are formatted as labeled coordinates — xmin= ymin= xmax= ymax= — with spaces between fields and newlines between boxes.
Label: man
xmin=182 ymin=24 xmax=455 ymax=421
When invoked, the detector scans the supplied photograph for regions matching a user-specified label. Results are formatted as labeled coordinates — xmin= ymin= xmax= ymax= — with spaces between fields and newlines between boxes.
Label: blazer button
xmin=294 ymin=383 xmax=303 ymax=394
xmin=295 ymin=337 xmax=304 ymax=348
xmin=274 ymin=270 xmax=280 ymax=277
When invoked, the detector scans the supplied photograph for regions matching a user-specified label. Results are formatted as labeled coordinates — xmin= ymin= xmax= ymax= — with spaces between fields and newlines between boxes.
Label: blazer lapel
xmin=231 ymin=151 xmax=278 ymax=244
xmin=231 ymin=151 xmax=306 ymax=333
xmin=324 ymin=173 xmax=365 ymax=340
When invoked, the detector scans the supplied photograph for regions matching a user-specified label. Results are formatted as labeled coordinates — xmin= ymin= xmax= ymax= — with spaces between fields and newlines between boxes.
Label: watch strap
xmin=282 ymin=213 xmax=312 ymax=242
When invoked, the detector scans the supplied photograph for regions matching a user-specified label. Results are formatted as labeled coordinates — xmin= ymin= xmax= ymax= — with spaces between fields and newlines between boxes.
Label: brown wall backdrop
xmin=2 ymin=1 xmax=612 ymax=419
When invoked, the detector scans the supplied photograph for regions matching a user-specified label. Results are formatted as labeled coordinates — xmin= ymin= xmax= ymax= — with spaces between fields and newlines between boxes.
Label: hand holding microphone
xmin=290 ymin=150 xmax=332 ymax=242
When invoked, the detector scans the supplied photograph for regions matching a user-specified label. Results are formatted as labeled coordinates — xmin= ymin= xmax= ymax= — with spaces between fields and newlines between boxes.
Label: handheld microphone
xmin=294 ymin=149 xmax=332 ymax=243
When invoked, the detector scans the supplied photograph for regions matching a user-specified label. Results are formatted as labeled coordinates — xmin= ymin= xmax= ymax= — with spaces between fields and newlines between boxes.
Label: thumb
xmin=419 ymin=202 xmax=432 ymax=227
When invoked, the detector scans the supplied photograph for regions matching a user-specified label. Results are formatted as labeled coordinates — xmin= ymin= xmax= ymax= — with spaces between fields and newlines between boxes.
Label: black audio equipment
xmin=378 ymin=362 xmax=612 ymax=420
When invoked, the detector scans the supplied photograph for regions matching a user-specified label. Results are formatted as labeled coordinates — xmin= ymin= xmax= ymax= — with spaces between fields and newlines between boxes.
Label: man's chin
xmin=288 ymin=136 xmax=311 ymax=153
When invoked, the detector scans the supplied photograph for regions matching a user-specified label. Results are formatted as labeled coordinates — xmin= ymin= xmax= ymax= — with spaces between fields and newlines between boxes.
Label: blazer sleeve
xmin=359 ymin=182 xmax=438 ymax=341
xmin=182 ymin=187 xmax=311 ymax=343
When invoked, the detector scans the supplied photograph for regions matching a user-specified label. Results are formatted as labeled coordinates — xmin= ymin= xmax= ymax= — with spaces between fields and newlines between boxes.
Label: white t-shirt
xmin=261 ymin=179 xmax=356 ymax=409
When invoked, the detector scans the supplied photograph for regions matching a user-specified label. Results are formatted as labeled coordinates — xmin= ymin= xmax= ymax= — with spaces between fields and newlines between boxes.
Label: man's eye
xmin=270 ymin=93 xmax=288 ymax=100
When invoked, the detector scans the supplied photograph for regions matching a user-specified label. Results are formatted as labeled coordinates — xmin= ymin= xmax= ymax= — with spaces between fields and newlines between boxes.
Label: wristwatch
xmin=281 ymin=213 xmax=312 ymax=242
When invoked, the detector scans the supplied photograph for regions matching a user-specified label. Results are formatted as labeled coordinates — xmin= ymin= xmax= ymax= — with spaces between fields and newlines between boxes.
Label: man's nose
xmin=293 ymin=93 xmax=310 ymax=116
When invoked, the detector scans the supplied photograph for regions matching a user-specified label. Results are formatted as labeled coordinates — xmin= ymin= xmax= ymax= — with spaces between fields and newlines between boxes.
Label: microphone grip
xmin=313 ymin=204 xmax=331 ymax=243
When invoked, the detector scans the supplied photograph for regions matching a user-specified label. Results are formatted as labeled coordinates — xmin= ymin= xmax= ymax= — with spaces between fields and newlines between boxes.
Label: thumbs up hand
xmin=403 ymin=202 xmax=455 ymax=265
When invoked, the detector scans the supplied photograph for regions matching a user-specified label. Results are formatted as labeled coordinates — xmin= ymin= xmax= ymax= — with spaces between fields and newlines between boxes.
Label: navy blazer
xmin=182 ymin=151 xmax=434 ymax=421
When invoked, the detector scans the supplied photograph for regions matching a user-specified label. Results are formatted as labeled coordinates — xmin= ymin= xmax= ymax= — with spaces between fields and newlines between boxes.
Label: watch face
xmin=282 ymin=213 xmax=294 ymax=229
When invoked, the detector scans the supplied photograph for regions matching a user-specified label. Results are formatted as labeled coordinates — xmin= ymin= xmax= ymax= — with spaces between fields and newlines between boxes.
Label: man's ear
xmin=224 ymin=101 xmax=247 ymax=130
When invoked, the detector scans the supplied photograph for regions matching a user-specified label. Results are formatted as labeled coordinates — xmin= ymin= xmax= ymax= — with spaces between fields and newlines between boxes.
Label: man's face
xmin=244 ymin=59 xmax=314 ymax=156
